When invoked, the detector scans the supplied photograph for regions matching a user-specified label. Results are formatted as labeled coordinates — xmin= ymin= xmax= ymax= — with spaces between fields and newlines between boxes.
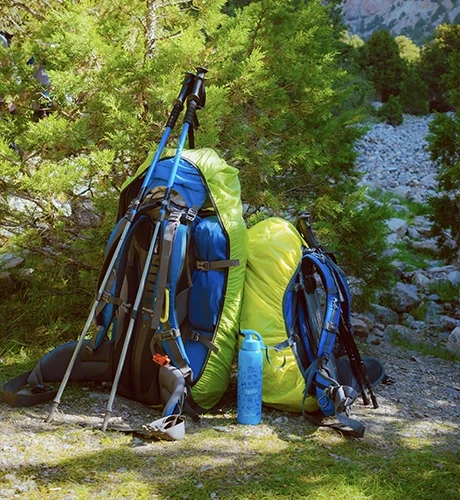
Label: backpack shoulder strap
xmin=298 ymin=250 xmax=366 ymax=436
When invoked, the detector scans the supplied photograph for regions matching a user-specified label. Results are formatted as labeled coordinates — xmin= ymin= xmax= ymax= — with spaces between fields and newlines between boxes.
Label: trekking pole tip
xmin=46 ymin=402 xmax=59 ymax=422
xmin=101 ymin=411 xmax=112 ymax=432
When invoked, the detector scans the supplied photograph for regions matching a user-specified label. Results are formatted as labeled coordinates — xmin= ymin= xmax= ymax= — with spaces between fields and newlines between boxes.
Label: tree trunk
xmin=146 ymin=0 xmax=159 ymax=58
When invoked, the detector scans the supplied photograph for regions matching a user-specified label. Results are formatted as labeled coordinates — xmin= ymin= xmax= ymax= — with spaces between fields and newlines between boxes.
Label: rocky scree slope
xmin=349 ymin=112 xmax=459 ymax=438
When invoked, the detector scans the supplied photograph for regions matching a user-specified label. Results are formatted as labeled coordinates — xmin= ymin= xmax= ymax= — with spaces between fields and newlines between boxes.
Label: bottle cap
xmin=241 ymin=330 xmax=263 ymax=351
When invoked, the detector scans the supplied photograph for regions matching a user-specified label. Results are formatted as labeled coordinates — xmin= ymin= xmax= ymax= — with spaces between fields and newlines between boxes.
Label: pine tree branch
xmin=28 ymin=246 xmax=98 ymax=271
xmin=248 ymin=6 xmax=269 ymax=57
xmin=146 ymin=0 xmax=159 ymax=59
xmin=6 ymin=1 xmax=46 ymax=21
xmin=145 ymin=0 xmax=190 ymax=58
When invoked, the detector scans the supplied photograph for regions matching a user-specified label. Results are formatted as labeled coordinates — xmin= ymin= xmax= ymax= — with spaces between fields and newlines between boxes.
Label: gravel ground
xmin=1 ymin=339 xmax=458 ymax=464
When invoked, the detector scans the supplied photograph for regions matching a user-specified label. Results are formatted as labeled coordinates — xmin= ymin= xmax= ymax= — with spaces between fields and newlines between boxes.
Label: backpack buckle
xmin=189 ymin=330 xmax=200 ymax=342
xmin=195 ymin=260 xmax=210 ymax=271
xmin=160 ymin=328 xmax=180 ymax=342
xmin=186 ymin=206 xmax=198 ymax=222
xmin=152 ymin=353 xmax=171 ymax=366
xmin=169 ymin=211 xmax=182 ymax=223
xmin=325 ymin=321 xmax=338 ymax=333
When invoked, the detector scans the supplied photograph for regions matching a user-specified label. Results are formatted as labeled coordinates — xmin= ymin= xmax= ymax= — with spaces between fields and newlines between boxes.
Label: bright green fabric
xmin=124 ymin=148 xmax=247 ymax=409
xmin=240 ymin=217 xmax=319 ymax=413
xmin=183 ymin=150 xmax=247 ymax=409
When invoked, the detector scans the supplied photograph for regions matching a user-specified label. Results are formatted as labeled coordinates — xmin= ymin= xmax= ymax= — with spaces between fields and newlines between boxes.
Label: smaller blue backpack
xmin=240 ymin=215 xmax=384 ymax=437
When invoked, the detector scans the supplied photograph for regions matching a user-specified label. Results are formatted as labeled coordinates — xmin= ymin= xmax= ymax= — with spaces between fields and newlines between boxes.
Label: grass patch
xmin=0 ymin=343 xmax=459 ymax=499
xmin=411 ymin=302 xmax=429 ymax=322
xmin=389 ymin=329 xmax=459 ymax=362
xmin=428 ymin=281 xmax=460 ymax=303
xmin=0 ymin=252 xmax=93 ymax=354
xmin=0 ymin=411 xmax=458 ymax=500
xmin=366 ymin=188 xmax=431 ymax=220
xmin=393 ymin=242 xmax=434 ymax=270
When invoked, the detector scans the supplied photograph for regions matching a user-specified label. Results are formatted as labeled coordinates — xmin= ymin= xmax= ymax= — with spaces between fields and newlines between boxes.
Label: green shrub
xmin=389 ymin=328 xmax=459 ymax=362
xmin=412 ymin=302 xmax=428 ymax=321
xmin=378 ymin=95 xmax=404 ymax=125
xmin=400 ymin=67 xmax=429 ymax=115
xmin=427 ymin=112 xmax=460 ymax=260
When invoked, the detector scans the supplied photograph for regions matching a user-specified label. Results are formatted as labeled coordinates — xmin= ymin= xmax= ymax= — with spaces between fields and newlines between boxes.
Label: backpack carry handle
xmin=138 ymin=70 xmax=198 ymax=202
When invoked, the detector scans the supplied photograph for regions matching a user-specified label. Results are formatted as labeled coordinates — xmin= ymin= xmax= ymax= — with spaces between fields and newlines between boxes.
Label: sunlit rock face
xmin=341 ymin=0 xmax=460 ymax=43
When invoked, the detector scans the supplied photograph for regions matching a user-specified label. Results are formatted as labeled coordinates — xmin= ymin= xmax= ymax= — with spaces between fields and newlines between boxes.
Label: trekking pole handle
xmin=184 ymin=67 xmax=207 ymax=126
xmin=297 ymin=212 xmax=321 ymax=249
xmin=166 ymin=71 xmax=195 ymax=129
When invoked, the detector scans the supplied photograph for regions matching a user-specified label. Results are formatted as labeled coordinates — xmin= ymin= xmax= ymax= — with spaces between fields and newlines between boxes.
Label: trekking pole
xmin=340 ymin=322 xmax=379 ymax=408
xmin=101 ymin=67 xmax=208 ymax=431
xmin=339 ymin=323 xmax=371 ymax=406
xmin=46 ymin=72 xmax=196 ymax=424
xmin=296 ymin=212 xmax=321 ymax=250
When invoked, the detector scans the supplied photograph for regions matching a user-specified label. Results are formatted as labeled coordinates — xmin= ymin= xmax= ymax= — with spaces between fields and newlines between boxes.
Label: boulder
xmin=411 ymin=271 xmax=430 ymax=288
xmin=390 ymin=282 xmax=421 ymax=313
xmin=447 ymin=270 xmax=460 ymax=287
xmin=3 ymin=256 xmax=24 ymax=270
xmin=447 ymin=326 xmax=460 ymax=355
xmin=350 ymin=315 xmax=373 ymax=338
xmin=384 ymin=324 xmax=413 ymax=341
xmin=370 ymin=304 xmax=398 ymax=325
xmin=410 ymin=238 xmax=439 ymax=253
xmin=386 ymin=218 xmax=409 ymax=239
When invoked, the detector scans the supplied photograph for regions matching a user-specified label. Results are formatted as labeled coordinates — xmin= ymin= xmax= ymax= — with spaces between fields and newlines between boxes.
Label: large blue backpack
xmin=3 ymin=148 xmax=247 ymax=438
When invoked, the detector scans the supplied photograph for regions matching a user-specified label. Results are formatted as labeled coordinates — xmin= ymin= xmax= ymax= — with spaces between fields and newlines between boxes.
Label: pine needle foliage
xmin=0 ymin=0 xmax=393 ymax=342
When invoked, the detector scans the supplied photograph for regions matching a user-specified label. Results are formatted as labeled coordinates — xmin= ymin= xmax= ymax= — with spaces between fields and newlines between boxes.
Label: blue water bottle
xmin=237 ymin=329 xmax=264 ymax=425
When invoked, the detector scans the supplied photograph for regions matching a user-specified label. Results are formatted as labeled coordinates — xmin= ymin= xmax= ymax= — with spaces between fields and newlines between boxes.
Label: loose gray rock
xmin=391 ymin=283 xmax=421 ymax=313
xmin=447 ymin=270 xmax=460 ymax=286
xmin=386 ymin=218 xmax=409 ymax=239
xmin=447 ymin=326 xmax=460 ymax=355
xmin=370 ymin=304 xmax=398 ymax=326
xmin=410 ymin=238 xmax=439 ymax=254
xmin=2 ymin=256 xmax=24 ymax=270
xmin=351 ymin=315 xmax=373 ymax=338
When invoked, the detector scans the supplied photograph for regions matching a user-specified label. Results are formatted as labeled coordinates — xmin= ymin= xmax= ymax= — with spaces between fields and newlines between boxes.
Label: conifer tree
xmin=427 ymin=30 xmax=460 ymax=261
xmin=0 ymin=0 xmax=227 ymax=266
xmin=0 ymin=0 xmax=394 ymax=314
xmin=358 ymin=29 xmax=406 ymax=102
xmin=400 ymin=66 xmax=429 ymax=115
xmin=419 ymin=23 xmax=460 ymax=112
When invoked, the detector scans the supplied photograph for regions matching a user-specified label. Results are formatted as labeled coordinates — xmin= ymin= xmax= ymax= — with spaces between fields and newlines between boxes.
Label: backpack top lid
xmin=121 ymin=147 xmax=244 ymax=227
